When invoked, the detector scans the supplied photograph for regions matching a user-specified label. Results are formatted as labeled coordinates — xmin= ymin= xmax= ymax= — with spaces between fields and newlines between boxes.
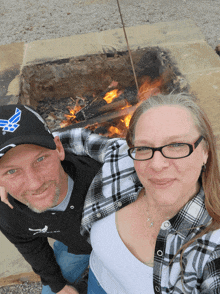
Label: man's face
xmin=0 ymin=137 xmax=68 ymax=213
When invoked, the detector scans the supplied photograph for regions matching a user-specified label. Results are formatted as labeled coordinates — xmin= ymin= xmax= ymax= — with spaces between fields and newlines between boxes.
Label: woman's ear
xmin=202 ymin=147 xmax=209 ymax=166
xmin=54 ymin=136 xmax=65 ymax=161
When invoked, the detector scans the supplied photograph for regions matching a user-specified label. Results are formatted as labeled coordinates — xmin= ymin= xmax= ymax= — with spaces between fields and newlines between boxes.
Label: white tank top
xmin=90 ymin=212 xmax=154 ymax=294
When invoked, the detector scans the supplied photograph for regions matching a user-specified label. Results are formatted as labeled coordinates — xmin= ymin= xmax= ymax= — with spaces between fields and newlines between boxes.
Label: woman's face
xmin=133 ymin=105 xmax=208 ymax=207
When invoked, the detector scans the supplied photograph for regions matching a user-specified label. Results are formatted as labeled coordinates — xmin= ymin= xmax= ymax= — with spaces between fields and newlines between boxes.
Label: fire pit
xmin=20 ymin=46 xmax=189 ymax=137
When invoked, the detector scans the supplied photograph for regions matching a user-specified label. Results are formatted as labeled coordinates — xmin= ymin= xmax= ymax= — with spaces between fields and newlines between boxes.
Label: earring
xmin=202 ymin=163 xmax=206 ymax=172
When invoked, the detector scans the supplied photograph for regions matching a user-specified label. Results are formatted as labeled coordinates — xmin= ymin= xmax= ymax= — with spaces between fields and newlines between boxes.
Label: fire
xmin=106 ymin=114 xmax=132 ymax=138
xmin=60 ymin=76 xmax=163 ymax=137
xmin=121 ymin=114 xmax=132 ymax=128
xmin=138 ymin=77 xmax=163 ymax=101
xmin=60 ymin=102 xmax=82 ymax=127
xmin=103 ymin=89 xmax=122 ymax=104
xmin=66 ymin=105 xmax=81 ymax=118
xmin=108 ymin=126 xmax=122 ymax=136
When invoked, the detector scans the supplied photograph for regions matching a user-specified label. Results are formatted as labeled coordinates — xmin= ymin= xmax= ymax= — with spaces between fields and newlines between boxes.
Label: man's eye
xmin=37 ymin=156 xmax=44 ymax=163
xmin=7 ymin=169 xmax=16 ymax=175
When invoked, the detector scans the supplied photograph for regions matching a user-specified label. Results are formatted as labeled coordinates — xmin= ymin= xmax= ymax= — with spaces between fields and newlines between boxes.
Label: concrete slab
xmin=22 ymin=19 xmax=205 ymax=66
xmin=164 ymin=42 xmax=220 ymax=75
xmin=0 ymin=42 xmax=24 ymax=105
xmin=0 ymin=42 xmax=24 ymax=72
xmin=0 ymin=233 xmax=55 ymax=286
xmin=0 ymin=232 xmax=33 ymax=280
xmin=185 ymin=69 xmax=220 ymax=162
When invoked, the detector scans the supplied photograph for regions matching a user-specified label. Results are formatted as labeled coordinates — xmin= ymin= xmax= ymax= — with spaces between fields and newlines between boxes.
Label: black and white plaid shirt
xmin=54 ymin=127 xmax=220 ymax=294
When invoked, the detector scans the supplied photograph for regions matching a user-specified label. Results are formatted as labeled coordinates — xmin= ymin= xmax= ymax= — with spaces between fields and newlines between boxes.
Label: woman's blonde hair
xmin=126 ymin=92 xmax=220 ymax=266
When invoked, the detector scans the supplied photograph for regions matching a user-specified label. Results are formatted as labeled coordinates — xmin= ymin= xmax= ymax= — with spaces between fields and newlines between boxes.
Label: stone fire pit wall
xmin=19 ymin=46 xmax=187 ymax=108
xmin=20 ymin=45 xmax=190 ymax=131
xmin=0 ymin=19 xmax=220 ymax=286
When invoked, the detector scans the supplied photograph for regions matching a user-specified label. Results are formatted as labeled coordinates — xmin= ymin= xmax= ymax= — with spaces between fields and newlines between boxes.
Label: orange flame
xmin=107 ymin=114 xmax=132 ymax=138
xmin=108 ymin=126 xmax=121 ymax=136
xmin=138 ymin=77 xmax=163 ymax=101
xmin=60 ymin=103 xmax=82 ymax=127
xmin=121 ymin=114 xmax=132 ymax=128
xmin=60 ymin=76 xmax=163 ymax=136
xmin=103 ymin=89 xmax=122 ymax=104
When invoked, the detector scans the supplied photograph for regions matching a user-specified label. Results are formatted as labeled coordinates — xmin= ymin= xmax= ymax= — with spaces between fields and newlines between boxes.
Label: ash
xmin=36 ymin=96 xmax=85 ymax=131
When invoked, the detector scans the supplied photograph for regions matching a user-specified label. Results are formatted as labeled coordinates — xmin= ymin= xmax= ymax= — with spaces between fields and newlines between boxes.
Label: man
xmin=0 ymin=104 xmax=101 ymax=294
xmin=0 ymin=104 xmax=141 ymax=294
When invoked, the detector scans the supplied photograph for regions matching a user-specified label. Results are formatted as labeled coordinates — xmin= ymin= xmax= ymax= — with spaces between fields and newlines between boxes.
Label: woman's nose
xmin=150 ymin=150 xmax=169 ymax=170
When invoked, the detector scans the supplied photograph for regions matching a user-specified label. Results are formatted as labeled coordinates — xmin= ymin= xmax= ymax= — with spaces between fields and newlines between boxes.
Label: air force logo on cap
xmin=0 ymin=108 xmax=21 ymax=134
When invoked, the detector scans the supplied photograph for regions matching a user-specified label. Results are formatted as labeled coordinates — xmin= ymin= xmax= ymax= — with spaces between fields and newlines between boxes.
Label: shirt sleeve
xmin=0 ymin=225 xmax=67 ymax=293
xmin=201 ymin=244 xmax=220 ymax=293
xmin=53 ymin=127 xmax=118 ymax=163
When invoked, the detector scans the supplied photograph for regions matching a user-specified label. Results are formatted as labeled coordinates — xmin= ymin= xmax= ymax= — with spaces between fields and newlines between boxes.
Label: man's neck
xmin=57 ymin=172 xmax=69 ymax=205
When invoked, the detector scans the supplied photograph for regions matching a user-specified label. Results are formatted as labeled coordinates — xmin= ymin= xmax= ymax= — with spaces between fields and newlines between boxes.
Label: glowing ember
xmin=103 ymin=89 xmax=122 ymax=104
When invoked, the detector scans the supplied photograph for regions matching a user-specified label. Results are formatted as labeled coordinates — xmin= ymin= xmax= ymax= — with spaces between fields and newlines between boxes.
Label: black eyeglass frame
xmin=128 ymin=136 xmax=204 ymax=161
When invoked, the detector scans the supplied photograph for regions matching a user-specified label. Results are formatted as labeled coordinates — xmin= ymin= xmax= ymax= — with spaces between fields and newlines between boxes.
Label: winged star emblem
xmin=0 ymin=108 xmax=22 ymax=133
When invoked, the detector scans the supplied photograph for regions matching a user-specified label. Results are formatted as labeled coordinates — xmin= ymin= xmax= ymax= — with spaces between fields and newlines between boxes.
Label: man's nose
xmin=24 ymin=168 xmax=44 ymax=190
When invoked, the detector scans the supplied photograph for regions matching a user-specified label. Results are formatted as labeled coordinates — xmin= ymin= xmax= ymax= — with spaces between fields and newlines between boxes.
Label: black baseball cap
xmin=0 ymin=104 xmax=56 ymax=157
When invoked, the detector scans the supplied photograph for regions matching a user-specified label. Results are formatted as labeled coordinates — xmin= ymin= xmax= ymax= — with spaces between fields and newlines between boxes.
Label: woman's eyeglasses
xmin=128 ymin=136 xmax=204 ymax=161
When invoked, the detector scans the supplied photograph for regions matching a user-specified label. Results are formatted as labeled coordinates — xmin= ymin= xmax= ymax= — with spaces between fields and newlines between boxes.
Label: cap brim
xmin=0 ymin=135 xmax=56 ymax=157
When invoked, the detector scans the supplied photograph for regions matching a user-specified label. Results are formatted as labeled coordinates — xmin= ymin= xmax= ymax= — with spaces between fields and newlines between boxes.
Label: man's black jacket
xmin=0 ymin=151 xmax=102 ymax=293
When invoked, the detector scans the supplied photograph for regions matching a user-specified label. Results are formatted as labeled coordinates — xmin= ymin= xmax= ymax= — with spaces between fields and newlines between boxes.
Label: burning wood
xmin=60 ymin=105 xmax=137 ymax=131
xmin=98 ymin=99 xmax=129 ymax=113
xmin=60 ymin=76 xmax=164 ymax=136
xmin=74 ymin=89 xmax=123 ymax=121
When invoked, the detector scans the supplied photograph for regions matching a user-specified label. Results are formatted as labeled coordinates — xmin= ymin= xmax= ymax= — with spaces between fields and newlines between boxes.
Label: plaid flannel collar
xmin=169 ymin=187 xmax=211 ymax=239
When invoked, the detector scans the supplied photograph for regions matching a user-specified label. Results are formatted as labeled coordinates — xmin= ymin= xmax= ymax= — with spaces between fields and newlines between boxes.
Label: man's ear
xmin=0 ymin=186 xmax=13 ymax=209
xmin=54 ymin=136 xmax=65 ymax=161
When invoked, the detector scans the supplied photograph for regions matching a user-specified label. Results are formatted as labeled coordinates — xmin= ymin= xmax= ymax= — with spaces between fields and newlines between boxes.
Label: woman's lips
xmin=149 ymin=178 xmax=176 ymax=188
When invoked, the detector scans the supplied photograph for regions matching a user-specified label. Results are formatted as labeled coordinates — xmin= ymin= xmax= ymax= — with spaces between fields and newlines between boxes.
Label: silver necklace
xmin=144 ymin=190 xmax=154 ymax=227
xmin=146 ymin=211 xmax=154 ymax=227
xmin=144 ymin=190 xmax=172 ymax=228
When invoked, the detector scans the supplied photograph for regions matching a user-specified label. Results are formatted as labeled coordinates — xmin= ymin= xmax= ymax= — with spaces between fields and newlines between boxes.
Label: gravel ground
xmin=0 ymin=0 xmax=220 ymax=49
xmin=0 ymin=282 xmax=42 ymax=294
xmin=0 ymin=0 xmax=219 ymax=293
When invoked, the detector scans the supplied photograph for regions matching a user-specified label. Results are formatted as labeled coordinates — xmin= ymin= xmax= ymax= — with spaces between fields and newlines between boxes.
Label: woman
xmin=87 ymin=93 xmax=220 ymax=294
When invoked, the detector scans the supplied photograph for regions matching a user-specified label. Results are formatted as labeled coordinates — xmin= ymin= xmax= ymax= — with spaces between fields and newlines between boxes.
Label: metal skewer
xmin=116 ymin=0 xmax=139 ymax=93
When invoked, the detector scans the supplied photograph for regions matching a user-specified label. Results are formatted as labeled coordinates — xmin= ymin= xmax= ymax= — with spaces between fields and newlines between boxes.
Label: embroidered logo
xmin=0 ymin=108 xmax=21 ymax=134
xmin=28 ymin=225 xmax=60 ymax=236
